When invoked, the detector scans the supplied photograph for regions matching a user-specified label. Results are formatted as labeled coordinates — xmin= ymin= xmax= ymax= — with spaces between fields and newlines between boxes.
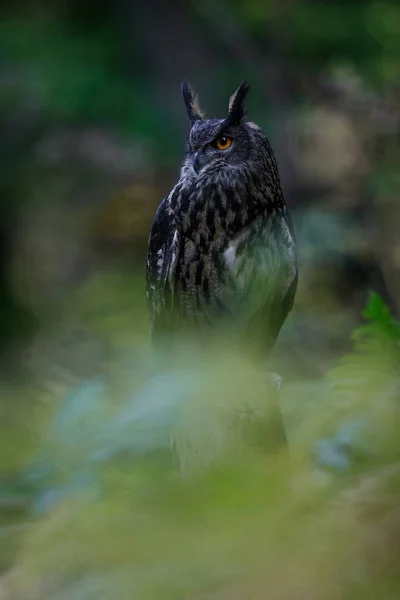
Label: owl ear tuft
xmin=227 ymin=81 xmax=250 ymax=124
xmin=181 ymin=81 xmax=205 ymax=124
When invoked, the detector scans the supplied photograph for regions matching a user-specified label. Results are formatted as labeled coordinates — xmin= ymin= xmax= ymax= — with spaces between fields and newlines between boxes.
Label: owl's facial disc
xmin=192 ymin=134 xmax=234 ymax=174
xmin=188 ymin=119 xmax=250 ymax=175
xmin=181 ymin=82 xmax=254 ymax=178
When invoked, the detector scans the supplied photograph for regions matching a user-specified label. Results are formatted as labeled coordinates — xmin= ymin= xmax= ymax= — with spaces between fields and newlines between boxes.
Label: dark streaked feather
xmin=220 ymin=209 xmax=298 ymax=361
xmin=146 ymin=193 xmax=180 ymax=338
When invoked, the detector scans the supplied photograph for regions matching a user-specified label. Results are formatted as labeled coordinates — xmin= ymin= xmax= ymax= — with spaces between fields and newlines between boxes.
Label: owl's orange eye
xmin=215 ymin=136 xmax=232 ymax=150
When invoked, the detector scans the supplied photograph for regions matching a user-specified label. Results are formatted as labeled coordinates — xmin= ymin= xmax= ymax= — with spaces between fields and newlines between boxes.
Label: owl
xmin=146 ymin=81 xmax=298 ymax=368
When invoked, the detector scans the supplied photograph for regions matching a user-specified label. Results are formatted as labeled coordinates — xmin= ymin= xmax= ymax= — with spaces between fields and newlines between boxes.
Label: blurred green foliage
xmin=232 ymin=0 xmax=400 ymax=85
xmin=2 ymin=0 xmax=399 ymax=146
xmin=0 ymin=17 xmax=158 ymax=136
xmin=0 ymin=293 xmax=399 ymax=597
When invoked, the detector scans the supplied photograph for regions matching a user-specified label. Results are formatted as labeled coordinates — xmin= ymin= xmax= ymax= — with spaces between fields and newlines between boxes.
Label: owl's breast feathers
xmin=146 ymin=179 xmax=298 ymax=356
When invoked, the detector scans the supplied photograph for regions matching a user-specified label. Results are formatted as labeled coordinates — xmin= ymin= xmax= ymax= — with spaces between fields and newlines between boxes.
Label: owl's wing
xmin=146 ymin=195 xmax=181 ymax=339
xmin=225 ymin=208 xmax=298 ymax=356
xmin=278 ymin=208 xmax=298 ymax=317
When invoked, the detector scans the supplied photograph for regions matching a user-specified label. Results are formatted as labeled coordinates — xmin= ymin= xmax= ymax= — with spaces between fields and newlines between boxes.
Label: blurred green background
xmin=0 ymin=1 xmax=399 ymax=598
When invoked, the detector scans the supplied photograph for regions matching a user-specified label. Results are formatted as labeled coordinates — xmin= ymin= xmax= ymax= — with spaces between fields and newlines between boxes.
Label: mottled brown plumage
xmin=146 ymin=81 xmax=298 ymax=365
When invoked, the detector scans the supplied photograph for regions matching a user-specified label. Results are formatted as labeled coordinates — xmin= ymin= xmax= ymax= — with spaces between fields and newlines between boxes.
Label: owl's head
xmin=180 ymin=81 xmax=266 ymax=180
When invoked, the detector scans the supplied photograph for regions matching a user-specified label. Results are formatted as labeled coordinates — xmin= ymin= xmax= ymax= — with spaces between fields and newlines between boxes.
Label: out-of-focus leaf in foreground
xmin=1 ymin=296 xmax=400 ymax=599
xmin=23 ymin=347 xmax=286 ymax=515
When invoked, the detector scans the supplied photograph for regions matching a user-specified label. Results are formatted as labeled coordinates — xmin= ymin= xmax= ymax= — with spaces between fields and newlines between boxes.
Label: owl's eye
xmin=215 ymin=136 xmax=232 ymax=150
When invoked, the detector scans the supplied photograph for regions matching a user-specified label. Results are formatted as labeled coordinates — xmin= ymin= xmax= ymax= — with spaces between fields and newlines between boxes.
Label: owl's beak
xmin=193 ymin=151 xmax=202 ymax=174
